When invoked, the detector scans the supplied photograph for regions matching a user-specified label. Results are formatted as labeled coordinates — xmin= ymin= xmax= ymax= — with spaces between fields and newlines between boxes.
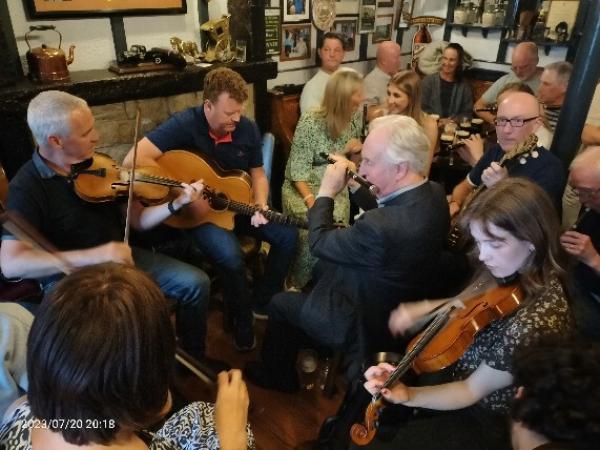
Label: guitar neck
xmin=206 ymin=192 xmax=308 ymax=229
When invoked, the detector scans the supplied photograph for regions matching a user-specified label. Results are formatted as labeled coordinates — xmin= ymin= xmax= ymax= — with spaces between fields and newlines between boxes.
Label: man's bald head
xmin=495 ymin=92 xmax=542 ymax=151
xmin=570 ymin=146 xmax=600 ymax=211
xmin=511 ymin=42 xmax=540 ymax=81
xmin=377 ymin=41 xmax=402 ymax=76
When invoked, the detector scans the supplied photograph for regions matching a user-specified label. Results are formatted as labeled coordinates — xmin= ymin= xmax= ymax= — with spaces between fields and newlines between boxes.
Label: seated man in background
xmin=474 ymin=42 xmax=543 ymax=125
xmin=245 ymin=115 xmax=464 ymax=391
xmin=449 ymin=91 xmax=566 ymax=217
xmin=537 ymin=61 xmax=572 ymax=131
xmin=126 ymin=67 xmax=298 ymax=352
xmin=0 ymin=90 xmax=215 ymax=368
xmin=363 ymin=41 xmax=402 ymax=104
xmin=510 ymin=340 xmax=600 ymax=450
xmin=560 ymin=146 xmax=600 ymax=341
xmin=300 ymin=32 xmax=346 ymax=113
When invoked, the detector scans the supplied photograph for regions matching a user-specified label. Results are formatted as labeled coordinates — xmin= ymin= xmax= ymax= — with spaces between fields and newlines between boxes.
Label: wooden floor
xmin=173 ymin=306 xmax=344 ymax=450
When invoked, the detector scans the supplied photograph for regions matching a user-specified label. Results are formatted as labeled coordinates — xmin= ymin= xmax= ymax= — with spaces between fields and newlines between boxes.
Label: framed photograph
xmin=281 ymin=23 xmax=312 ymax=61
xmin=358 ymin=0 xmax=377 ymax=34
xmin=333 ymin=18 xmax=358 ymax=51
xmin=372 ymin=14 xmax=393 ymax=43
xmin=283 ymin=0 xmax=310 ymax=22
xmin=336 ymin=0 xmax=360 ymax=16
xmin=377 ymin=0 xmax=394 ymax=8
xmin=24 ymin=0 xmax=186 ymax=18
xmin=265 ymin=9 xmax=282 ymax=56
xmin=395 ymin=0 xmax=415 ymax=28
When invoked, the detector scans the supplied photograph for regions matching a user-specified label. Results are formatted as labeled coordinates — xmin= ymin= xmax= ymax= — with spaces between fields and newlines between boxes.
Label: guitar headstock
xmin=501 ymin=134 xmax=539 ymax=165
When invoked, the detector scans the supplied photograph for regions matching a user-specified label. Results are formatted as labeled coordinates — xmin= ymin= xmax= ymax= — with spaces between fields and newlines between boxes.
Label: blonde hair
xmin=318 ymin=68 xmax=363 ymax=140
xmin=387 ymin=70 xmax=426 ymax=126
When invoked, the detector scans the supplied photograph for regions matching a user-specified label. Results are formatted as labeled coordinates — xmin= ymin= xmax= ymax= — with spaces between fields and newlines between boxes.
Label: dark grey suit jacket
xmin=300 ymin=181 xmax=453 ymax=357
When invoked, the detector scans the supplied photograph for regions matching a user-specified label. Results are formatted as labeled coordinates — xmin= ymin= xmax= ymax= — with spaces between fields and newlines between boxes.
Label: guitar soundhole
xmin=208 ymin=191 xmax=229 ymax=212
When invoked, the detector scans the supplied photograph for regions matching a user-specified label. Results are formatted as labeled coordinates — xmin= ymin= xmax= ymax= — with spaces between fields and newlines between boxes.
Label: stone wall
xmin=92 ymin=87 xmax=255 ymax=163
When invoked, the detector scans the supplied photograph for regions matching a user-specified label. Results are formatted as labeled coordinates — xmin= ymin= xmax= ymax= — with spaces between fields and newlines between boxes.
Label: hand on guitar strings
xmin=251 ymin=203 xmax=270 ymax=227
xmin=481 ymin=162 xmax=508 ymax=188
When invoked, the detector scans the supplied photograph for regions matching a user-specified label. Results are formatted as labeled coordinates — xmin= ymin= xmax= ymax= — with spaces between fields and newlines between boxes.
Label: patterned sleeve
xmin=288 ymin=112 xmax=319 ymax=182
xmin=156 ymin=402 xmax=255 ymax=450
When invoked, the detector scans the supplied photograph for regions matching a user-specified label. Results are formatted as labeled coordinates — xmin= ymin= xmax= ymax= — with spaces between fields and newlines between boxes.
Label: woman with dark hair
xmin=421 ymin=43 xmax=473 ymax=123
xmin=352 ymin=177 xmax=573 ymax=450
xmin=0 ymin=263 xmax=253 ymax=450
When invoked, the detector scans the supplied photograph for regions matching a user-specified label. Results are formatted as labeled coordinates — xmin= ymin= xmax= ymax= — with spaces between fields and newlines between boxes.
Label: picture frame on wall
xmin=358 ymin=0 xmax=377 ymax=33
xmin=281 ymin=23 xmax=312 ymax=61
xmin=372 ymin=14 xmax=393 ymax=43
xmin=24 ymin=0 xmax=186 ymax=18
xmin=332 ymin=18 xmax=358 ymax=51
xmin=265 ymin=8 xmax=282 ymax=56
xmin=395 ymin=0 xmax=415 ymax=28
xmin=335 ymin=0 xmax=360 ymax=16
xmin=283 ymin=0 xmax=310 ymax=22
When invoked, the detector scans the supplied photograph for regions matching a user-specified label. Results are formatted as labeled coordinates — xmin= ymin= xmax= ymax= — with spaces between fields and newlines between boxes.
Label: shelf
xmin=501 ymin=38 xmax=572 ymax=55
xmin=446 ymin=22 xmax=507 ymax=38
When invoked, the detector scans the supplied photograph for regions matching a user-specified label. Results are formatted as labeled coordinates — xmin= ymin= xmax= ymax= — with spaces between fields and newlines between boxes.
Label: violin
xmin=70 ymin=152 xmax=170 ymax=204
xmin=350 ymin=281 xmax=525 ymax=446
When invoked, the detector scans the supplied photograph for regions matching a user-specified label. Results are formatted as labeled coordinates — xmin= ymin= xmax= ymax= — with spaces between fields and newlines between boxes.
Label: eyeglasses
xmin=572 ymin=186 xmax=600 ymax=197
xmin=494 ymin=116 xmax=539 ymax=128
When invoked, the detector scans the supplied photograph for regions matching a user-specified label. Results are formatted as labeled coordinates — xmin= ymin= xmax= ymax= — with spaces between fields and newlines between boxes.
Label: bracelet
xmin=302 ymin=194 xmax=314 ymax=202
xmin=167 ymin=200 xmax=181 ymax=215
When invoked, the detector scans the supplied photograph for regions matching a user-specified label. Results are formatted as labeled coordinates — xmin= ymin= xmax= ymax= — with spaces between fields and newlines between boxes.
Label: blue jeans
xmin=40 ymin=247 xmax=210 ymax=360
xmin=187 ymin=215 xmax=298 ymax=328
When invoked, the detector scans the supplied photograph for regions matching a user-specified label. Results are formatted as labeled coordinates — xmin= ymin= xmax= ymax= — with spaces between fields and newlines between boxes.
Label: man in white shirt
xmin=363 ymin=41 xmax=402 ymax=104
xmin=299 ymin=32 xmax=345 ymax=113
xmin=474 ymin=42 xmax=543 ymax=124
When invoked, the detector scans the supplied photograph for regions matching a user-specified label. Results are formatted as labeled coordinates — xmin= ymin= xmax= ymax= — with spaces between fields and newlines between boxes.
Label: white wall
xmin=7 ymin=0 xmax=569 ymax=83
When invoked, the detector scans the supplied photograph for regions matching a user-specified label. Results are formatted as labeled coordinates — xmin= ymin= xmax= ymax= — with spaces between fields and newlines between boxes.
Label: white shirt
xmin=363 ymin=65 xmax=390 ymax=104
xmin=300 ymin=69 xmax=331 ymax=113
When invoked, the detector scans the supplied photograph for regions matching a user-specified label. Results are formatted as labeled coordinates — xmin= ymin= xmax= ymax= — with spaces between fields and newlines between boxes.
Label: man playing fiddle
xmin=0 ymin=90 xmax=219 ymax=368
xmin=124 ymin=67 xmax=298 ymax=352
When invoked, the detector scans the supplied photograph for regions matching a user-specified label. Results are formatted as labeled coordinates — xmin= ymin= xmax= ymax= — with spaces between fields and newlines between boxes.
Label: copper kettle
xmin=25 ymin=25 xmax=75 ymax=83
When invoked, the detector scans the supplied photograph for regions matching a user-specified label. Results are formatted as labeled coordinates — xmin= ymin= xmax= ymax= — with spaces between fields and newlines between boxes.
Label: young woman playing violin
xmin=352 ymin=177 xmax=574 ymax=450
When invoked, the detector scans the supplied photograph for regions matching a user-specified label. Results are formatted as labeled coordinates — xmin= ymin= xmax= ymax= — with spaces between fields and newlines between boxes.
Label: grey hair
xmin=544 ymin=61 xmax=573 ymax=87
xmin=27 ymin=91 xmax=89 ymax=146
xmin=369 ymin=114 xmax=429 ymax=174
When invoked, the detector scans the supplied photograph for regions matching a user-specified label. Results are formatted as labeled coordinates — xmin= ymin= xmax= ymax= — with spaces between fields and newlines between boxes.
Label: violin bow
xmin=0 ymin=209 xmax=73 ymax=275
xmin=124 ymin=108 xmax=142 ymax=245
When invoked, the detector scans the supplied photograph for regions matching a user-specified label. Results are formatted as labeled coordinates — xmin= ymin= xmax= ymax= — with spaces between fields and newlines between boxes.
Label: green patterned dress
xmin=282 ymin=109 xmax=362 ymax=288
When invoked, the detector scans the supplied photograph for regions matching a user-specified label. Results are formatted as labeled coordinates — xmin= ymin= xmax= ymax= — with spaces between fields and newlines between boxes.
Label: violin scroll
xmin=350 ymin=398 xmax=385 ymax=446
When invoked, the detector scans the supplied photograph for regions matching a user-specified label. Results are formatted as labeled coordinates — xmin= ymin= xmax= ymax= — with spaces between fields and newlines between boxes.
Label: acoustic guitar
xmin=148 ymin=150 xmax=308 ymax=230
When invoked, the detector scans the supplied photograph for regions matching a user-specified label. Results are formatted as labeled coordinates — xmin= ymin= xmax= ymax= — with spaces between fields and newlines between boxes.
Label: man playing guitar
xmin=125 ymin=67 xmax=298 ymax=352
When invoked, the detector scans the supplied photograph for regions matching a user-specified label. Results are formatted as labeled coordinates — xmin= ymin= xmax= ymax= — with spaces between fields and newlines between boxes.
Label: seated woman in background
xmin=421 ymin=43 xmax=473 ymax=124
xmin=369 ymin=70 xmax=438 ymax=175
xmin=353 ymin=178 xmax=573 ymax=450
xmin=282 ymin=68 xmax=364 ymax=290
xmin=0 ymin=263 xmax=253 ymax=450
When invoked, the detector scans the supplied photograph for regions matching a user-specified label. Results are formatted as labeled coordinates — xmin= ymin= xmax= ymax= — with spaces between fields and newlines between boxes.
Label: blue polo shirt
xmin=146 ymin=106 xmax=263 ymax=172
xmin=467 ymin=144 xmax=566 ymax=211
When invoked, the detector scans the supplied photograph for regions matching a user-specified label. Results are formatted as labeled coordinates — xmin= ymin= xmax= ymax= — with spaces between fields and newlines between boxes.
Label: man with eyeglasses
xmin=560 ymin=146 xmax=600 ymax=340
xmin=300 ymin=32 xmax=346 ymax=113
xmin=474 ymin=42 xmax=543 ymax=125
xmin=449 ymin=91 xmax=566 ymax=217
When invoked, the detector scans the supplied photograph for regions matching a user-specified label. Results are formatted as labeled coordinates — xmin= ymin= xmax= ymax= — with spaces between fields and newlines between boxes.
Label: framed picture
xmin=281 ymin=23 xmax=312 ymax=61
xmin=358 ymin=0 xmax=377 ymax=34
xmin=265 ymin=9 xmax=282 ymax=56
xmin=283 ymin=0 xmax=310 ymax=22
xmin=395 ymin=0 xmax=415 ymax=28
xmin=372 ymin=14 xmax=393 ymax=43
xmin=24 ymin=0 xmax=186 ymax=18
xmin=333 ymin=18 xmax=358 ymax=51
xmin=336 ymin=0 xmax=360 ymax=15
xmin=377 ymin=0 xmax=394 ymax=8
